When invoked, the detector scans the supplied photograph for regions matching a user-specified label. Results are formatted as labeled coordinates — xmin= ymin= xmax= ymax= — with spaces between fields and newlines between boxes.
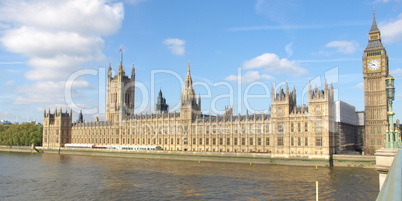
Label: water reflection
xmin=0 ymin=152 xmax=378 ymax=200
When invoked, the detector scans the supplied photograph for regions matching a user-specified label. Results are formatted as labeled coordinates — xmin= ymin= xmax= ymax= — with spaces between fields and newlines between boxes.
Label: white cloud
xmin=0 ymin=0 xmax=123 ymax=36
xmin=381 ymin=13 xmax=402 ymax=43
xmin=325 ymin=40 xmax=359 ymax=54
xmin=242 ymin=53 xmax=307 ymax=77
xmin=285 ymin=42 xmax=293 ymax=58
xmin=0 ymin=0 xmax=123 ymax=81
xmin=392 ymin=68 xmax=402 ymax=77
xmin=0 ymin=0 xmax=124 ymax=105
xmin=225 ymin=71 xmax=275 ymax=83
xmin=163 ymin=38 xmax=185 ymax=56
xmin=353 ymin=82 xmax=364 ymax=89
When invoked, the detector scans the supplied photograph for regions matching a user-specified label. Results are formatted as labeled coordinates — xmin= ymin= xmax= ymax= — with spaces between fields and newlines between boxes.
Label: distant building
xmin=156 ymin=90 xmax=169 ymax=114
xmin=0 ymin=120 xmax=12 ymax=125
xmin=334 ymin=101 xmax=364 ymax=154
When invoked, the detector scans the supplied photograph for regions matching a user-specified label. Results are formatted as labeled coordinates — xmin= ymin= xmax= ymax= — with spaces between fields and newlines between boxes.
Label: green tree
xmin=0 ymin=123 xmax=42 ymax=146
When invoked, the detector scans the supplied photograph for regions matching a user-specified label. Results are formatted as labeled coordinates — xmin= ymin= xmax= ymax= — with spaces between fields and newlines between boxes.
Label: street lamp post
xmin=385 ymin=71 xmax=401 ymax=148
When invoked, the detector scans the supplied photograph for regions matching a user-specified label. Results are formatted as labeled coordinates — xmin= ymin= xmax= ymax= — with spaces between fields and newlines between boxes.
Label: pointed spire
xmin=187 ymin=60 xmax=191 ymax=74
xmin=184 ymin=61 xmax=193 ymax=90
xmin=108 ymin=63 xmax=112 ymax=78
xmin=78 ymin=110 xmax=83 ymax=123
xmin=131 ymin=63 xmax=135 ymax=78
xmin=370 ymin=7 xmax=379 ymax=33
xmin=118 ymin=60 xmax=124 ymax=74
xmin=285 ymin=82 xmax=289 ymax=99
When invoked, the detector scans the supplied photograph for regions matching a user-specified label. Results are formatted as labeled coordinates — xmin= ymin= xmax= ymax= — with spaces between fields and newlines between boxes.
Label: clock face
xmin=368 ymin=59 xmax=380 ymax=71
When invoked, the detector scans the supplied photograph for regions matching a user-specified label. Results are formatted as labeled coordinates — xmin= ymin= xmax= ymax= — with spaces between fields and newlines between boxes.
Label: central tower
xmin=362 ymin=11 xmax=389 ymax=154
xmin=180 ymin=62 xmax=201 ymax=122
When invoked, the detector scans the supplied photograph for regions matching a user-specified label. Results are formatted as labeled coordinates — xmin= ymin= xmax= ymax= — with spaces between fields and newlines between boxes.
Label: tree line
xmin=0 ymin=123 xmax=42 ymax=146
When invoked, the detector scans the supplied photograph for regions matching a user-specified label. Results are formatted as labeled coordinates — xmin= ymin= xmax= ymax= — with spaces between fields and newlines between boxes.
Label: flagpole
xmin=121 ymin=46 xmax=123 ymax=64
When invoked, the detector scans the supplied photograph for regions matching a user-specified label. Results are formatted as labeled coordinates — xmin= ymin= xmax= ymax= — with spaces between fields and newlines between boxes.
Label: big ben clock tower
xmin=363 ymin=10 xmax=389 ymax=154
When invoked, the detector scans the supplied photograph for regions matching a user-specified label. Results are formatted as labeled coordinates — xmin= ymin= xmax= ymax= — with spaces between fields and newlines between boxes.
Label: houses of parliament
xmin=42 ymin=12 xmax=390 ymax=156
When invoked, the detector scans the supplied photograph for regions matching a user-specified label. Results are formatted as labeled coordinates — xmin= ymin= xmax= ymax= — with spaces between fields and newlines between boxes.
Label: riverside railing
xmin=376 ymin=145 xmax=402 ymax=201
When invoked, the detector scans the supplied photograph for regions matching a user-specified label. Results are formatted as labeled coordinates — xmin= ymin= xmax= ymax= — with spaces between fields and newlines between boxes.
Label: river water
xmin=0 ymin=152 xmax=378 ymax=200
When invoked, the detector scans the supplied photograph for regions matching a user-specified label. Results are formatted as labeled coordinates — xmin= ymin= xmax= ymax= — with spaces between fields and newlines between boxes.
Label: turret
xmin=131 ymin=63 xmax=135 ymax=78
xmin=198 ymin=94 xmax=201 ymax=109
xmin=158 ymin=89 xmax=162 ymax=102
xmin=118 ymin=60 xmax=125 ymax=77
xmin=77 ymin=110 xmax=84 ymax=123
xmin=108 ymin=63 xmax=112 ymax=78
xmin=156 ymin=89 xmax=169 ymax=114
xmin=225 ymin=106 xmax=233 ymax=116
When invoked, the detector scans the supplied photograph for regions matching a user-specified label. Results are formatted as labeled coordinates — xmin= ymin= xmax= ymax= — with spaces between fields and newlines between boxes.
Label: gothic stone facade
xmin=363 ymin=12 xmax=389 ymax=154
xmin=42 ymin=61 xmax=336 ymax=159
xmin=42 ymin=108 xmax=72 ymax=148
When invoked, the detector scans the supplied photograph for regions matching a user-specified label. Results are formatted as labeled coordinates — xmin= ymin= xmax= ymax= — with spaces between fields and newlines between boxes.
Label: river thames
xmin=0 ymin=152 xmax=378 ymax=200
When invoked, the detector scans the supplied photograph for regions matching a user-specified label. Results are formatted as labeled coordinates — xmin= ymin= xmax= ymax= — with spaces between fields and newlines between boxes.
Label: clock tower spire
xmin=362 ymin=9 xmax=389 ymax=154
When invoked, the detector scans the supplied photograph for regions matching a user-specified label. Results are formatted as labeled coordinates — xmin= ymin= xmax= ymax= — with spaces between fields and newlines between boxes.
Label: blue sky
xmin=0 ymin=0 xmax=402 ymax=123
